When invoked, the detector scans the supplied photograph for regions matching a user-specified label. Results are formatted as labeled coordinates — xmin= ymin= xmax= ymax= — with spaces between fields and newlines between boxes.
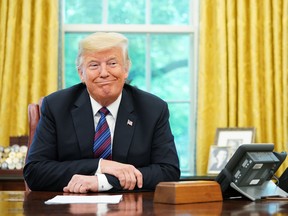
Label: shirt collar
xmin=89 ymin=93 xmax=122 ymax=119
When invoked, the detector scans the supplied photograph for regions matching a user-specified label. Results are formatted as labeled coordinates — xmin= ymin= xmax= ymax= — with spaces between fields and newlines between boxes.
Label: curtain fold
xmin=0 ymin=0 xmax=58 ymax=146
xmin=197 ymin=0 xmax=288 ymax=175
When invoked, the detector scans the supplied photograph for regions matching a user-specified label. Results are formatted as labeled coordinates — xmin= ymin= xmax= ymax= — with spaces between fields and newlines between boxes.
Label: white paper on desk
xmin=45 ymin=195 xmax=122 ymax=205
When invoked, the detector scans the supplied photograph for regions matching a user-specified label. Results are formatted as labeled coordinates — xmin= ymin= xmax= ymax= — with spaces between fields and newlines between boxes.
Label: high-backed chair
xmin=25 ymin=98 xmax=43 ymax=191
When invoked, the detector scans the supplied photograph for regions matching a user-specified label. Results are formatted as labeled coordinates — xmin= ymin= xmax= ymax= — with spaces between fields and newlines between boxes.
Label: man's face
xmin=79 ymin=47 xmax=128 ymax=106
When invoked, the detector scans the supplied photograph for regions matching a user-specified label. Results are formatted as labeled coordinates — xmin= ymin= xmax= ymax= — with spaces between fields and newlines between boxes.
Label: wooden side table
xmin=0 ymin=169 xmax=25 ymax=190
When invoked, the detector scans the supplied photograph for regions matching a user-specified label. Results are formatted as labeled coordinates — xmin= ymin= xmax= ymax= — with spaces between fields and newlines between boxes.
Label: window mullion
xmin=63 ymin=24 xmax=194 ymax=33
xmin=103 ymin=0 xmax=108 ymax=24
xmin=146 ymin=33 xmax=151 ymax=91
xmin=146 ymin=0 xmax=150 ymax=24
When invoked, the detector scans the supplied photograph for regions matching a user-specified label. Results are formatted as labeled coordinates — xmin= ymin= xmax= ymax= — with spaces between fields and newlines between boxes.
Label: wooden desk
xmin=1 ymin=191 xmax=288 ymax=215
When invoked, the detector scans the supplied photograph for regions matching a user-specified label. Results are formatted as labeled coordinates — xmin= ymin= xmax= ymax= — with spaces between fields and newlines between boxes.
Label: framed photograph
xmin=214 ymin=127 xmax=256 ymax=151
xmin=207 ymin=146 xmax=232 ymax=175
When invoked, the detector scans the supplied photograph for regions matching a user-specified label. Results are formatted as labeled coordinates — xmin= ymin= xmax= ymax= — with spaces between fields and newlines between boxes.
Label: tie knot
xmin=99 ymin=107 xmax=109 ymax=116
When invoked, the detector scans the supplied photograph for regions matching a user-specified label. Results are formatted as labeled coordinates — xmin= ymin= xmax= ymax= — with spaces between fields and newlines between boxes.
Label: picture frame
xmin=207 ymin=146 xmax=232 ymax=175
xmin=214 ymin=127 xmax=256 ymax=151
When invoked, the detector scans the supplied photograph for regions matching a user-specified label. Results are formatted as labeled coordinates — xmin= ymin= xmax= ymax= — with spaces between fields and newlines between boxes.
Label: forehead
xmin=83 ymin=47 xmax=124 ymax=62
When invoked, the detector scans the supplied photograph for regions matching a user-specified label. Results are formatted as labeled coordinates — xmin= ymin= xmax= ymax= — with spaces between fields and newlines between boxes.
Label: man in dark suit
xmin=24 ymin=32 xmax=180 ymax=193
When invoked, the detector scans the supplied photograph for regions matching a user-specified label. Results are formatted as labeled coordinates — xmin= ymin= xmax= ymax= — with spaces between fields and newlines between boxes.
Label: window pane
xmin=151 ymin=0 xmax=190 ymax=24
xmin=168 ymin=102 xmax=193 ymax=174
xmin=108 ymin=0 xmax=145 ymax=24
xmin=125 ymin=34 xmax=146 ymax=90
xmin=150 ymin=34 xmax=190 ymax=101
xmin=64 ymin=0 xmax=102 ymax=24
xmin=64 ymin=33 xmax=89 ymax=87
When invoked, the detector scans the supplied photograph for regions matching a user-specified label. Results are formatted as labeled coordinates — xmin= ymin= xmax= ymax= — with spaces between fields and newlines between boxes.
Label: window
xmin=61 ymin=0 xmax=199 ymax=176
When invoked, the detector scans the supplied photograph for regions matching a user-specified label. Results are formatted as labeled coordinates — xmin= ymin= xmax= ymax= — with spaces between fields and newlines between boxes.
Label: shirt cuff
xmin=95 ymin=158 xmax=113 ymax=191
xmin=96 ymin=158 xmax=102 ymax=174
xmin=96 ymin=173 xmax=113 ymax=191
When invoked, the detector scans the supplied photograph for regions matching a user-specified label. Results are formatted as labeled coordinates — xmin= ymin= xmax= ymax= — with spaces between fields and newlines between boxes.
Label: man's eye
xmin=107 ymin=61 xmax=117 ymax=67
xmin=88 ymin=64 xmax=99 ymax=70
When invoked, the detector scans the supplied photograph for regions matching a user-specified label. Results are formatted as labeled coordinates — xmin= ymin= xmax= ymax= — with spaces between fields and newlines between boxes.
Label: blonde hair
xmin=76 ymin=32 xmax=131 ymax=70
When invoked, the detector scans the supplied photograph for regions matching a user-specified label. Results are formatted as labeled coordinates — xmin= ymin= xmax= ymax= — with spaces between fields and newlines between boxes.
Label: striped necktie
xmin=93 ymin=107 xmax=112 ymax=159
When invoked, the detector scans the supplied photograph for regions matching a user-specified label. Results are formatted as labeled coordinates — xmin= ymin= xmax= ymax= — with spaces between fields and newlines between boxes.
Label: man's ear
xmin=78 ymin=67 xmax=85 ymax=83
xmin=124 ymin=60 xmax=131 ymax=77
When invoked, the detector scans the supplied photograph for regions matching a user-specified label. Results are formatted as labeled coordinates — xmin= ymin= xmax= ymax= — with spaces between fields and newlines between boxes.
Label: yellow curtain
xmin=0 ymin=0 xmax=58 ymax=146
xmin=197 ymin=0 xmax=288 ymax=175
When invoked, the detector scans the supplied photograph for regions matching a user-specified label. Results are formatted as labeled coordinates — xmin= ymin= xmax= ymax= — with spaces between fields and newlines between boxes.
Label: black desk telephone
xmin=279 ymin=167 xmax=288 ymax=192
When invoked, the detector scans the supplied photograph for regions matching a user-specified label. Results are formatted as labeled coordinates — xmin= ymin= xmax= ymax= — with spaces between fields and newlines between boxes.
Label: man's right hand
xmin=63 ymin=174 xmax=98 ymax=193
xmin=100 ymin=160 xmax=143 ymax=190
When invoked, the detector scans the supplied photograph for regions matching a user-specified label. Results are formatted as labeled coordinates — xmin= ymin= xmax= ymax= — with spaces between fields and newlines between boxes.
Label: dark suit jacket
xmin=24 ymin=83 xmax=180 ymax=191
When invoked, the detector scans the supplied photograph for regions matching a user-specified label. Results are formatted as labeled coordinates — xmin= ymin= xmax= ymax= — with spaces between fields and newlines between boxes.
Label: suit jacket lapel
xmin=113 ymin=88 xmax=137 ymax=162
xmin=71 ymin=89 xmax=95 ymax=158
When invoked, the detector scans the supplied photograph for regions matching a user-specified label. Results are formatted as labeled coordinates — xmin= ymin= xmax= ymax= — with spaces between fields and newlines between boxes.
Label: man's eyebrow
xmin=87 ymin=59 xmax=99 ymax=64
xmin=107 ymin=57 xmax=117 ymax=61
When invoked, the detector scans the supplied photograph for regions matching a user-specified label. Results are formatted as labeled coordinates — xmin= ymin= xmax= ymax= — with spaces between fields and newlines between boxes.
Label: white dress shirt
xmin=89 ymin=93 xmax=122 ymax=191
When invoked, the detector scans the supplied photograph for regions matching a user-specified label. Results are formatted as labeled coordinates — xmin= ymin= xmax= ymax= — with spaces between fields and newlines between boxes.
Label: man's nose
xmin=99 ymin=63 xmax=109 ymax=77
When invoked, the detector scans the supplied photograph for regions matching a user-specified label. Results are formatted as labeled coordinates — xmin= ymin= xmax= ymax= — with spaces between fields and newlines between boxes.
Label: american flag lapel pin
xmin=127 ymin=119 xmax=133 ymax=126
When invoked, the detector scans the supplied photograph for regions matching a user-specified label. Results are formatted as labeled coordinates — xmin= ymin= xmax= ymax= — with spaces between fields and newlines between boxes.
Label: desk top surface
xmin=1 ymin=190 xmax=288 ymax=215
